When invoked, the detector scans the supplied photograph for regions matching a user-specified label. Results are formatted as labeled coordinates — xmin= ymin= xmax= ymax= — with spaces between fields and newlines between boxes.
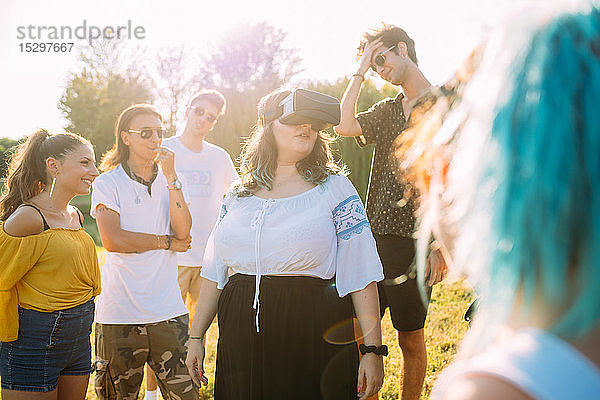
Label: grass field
xmin=0 ymin=248 xmax=474 ymax=399
xmin=84 ymin=248 xmax=475 ymax=399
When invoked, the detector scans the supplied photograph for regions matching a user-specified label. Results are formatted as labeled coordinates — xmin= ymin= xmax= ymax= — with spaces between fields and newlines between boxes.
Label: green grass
xmin=2 ymin=247 xmax=474 ymax=399
xmin=87 ymin=249 xmax=475 ymax=399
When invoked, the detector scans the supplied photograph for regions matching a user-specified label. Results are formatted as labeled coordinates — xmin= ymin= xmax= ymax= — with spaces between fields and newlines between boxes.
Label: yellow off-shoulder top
xmin=0 ymin=222 xmax=101 ymax=341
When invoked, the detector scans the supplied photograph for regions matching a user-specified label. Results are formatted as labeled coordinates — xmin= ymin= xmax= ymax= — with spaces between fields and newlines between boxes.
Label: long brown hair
xmin=237 ymin=88 xmax=342 ymax=196
xmin=99 ymin=104 xmax=163 ymax=172
xmin=0 ymin=129 xmax=92 ymax=221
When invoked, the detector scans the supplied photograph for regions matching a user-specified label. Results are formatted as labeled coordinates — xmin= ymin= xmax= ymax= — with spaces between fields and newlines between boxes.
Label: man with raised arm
xmin=334 ymin=24 xmax=446 ymax=400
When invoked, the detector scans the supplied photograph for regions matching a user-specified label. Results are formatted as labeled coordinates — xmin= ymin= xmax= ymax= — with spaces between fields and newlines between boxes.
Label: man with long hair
xmin=91 ymin=104 xmax=197 ymax=399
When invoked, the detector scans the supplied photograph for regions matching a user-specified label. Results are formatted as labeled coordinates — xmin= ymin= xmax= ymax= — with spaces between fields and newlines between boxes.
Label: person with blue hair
xmin=395 ymin=3 xmax=600 ymax=399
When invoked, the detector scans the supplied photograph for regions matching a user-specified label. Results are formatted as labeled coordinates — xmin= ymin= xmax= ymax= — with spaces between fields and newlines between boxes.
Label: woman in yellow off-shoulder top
xmin=0 ymin=130 xmax=100 ymax=398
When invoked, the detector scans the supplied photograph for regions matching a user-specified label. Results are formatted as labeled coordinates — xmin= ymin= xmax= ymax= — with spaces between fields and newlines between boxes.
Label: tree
xmin=199 ymin=22 xmax=302 ymax=93
xmin=194 ymin=23 xmax=303 ymax=161
xmin=59 ymin=40 xmax=154 ymax=161
xmin=153 ymin=45 xmax=198 ymax=136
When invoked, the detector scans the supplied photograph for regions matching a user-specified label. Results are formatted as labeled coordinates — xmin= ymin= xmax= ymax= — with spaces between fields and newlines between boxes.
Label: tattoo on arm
xmin=176 ymin=202 xmax=181 ymax=209
xmin=97 ymin=205 xmax=108 ymax=213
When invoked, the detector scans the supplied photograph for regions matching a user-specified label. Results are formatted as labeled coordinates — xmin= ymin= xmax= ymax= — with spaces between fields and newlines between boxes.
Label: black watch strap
xmin=359 ymin=344 xmax=388 ymax=356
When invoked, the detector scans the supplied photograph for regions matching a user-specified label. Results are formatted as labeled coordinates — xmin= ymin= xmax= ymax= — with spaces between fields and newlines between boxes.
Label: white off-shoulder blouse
xmin=201 ymin=174 xmax=384 ymax=331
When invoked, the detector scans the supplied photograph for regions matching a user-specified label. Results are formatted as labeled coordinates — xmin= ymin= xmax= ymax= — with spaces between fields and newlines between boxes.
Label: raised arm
xmin=156 ymin=147 xmax=192 ymax=239
xmin=334 ymin=38 xmax=384 ymax=138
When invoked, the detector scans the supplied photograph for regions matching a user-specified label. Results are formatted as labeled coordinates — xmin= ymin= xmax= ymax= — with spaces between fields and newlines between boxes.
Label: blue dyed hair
xmin=467 ymin=6 xmax=600 ymax=339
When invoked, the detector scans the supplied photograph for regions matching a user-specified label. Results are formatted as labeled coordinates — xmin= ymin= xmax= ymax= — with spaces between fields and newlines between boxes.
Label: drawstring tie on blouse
xmin=249 ymin=198 xmax=275 ymax=332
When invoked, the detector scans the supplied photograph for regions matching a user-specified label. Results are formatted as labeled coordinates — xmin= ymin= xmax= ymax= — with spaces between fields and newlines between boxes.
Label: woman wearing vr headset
xmin=186 ymin=88 xmax=385 ymax=399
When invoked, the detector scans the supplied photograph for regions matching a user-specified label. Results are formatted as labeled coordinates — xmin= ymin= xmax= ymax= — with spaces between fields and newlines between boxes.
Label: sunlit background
xmin=0 ymin=0 xmax=550 ymax=140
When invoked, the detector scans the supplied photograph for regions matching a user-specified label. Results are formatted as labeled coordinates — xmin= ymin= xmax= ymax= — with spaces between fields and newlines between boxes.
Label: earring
xmin=49 ymin=177 xmax=56 ymax=198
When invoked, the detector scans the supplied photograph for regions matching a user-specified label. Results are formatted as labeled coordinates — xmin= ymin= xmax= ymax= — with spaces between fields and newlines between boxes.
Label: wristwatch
xmin=359 ymin=344 xmax=388 ymax=356
xmin=167 ymin=177 xmax=182 ymax=190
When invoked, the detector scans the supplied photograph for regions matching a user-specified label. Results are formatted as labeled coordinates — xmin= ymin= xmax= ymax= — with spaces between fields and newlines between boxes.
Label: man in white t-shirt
xmin=91 ymin=104 xmax=197 ymax=399
xmin=164 ymin=89 xmax=237 ymax=314
xmin=145 ymin=90 xmax=237 ymax=399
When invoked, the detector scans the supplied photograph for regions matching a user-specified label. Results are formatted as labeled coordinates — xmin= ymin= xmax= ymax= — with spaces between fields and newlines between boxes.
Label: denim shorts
xmin=0 ymin=298 xmax=95 ymax=392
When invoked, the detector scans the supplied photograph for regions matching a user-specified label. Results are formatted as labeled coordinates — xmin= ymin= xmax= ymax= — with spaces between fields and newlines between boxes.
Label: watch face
xmin=170 ymin=178 xmax=182 ymax=189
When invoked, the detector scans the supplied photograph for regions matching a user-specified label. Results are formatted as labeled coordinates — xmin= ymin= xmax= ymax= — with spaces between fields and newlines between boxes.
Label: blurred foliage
xmin=153 ymin=45 xmax=197 ymax=136
xmin=1 ymin=23 xmax=402 ymax=238
xmin=196 ymin=23 xmax=304 ymax=163
xmin=0 ymin=137 xmax=22 ymax=182
xmin=71 ymin=193 xmax=101 ymax=244
xmin=58 ymin=40 xmax=155 ymax=162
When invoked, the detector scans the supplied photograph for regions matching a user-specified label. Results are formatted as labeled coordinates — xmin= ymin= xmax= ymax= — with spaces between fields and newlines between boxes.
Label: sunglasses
xmin=127 ymin=128 xmax=166 ymax=139
xmin=190 ymin=106 xmax=218 ymax=123
xmin=371 ymin=45 xmax=397 ymax=73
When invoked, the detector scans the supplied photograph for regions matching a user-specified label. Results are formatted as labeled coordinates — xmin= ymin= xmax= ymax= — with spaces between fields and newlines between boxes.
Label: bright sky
xmin=0 ymin=0 xmax=572 ymax=140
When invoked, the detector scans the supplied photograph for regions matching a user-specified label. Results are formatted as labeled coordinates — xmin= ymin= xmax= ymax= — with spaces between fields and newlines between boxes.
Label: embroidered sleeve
xmin=333 ymin=195 xmax=370 ymax=240
xmin=328 ymin=175 xmax=384 ymax=296
xmin=218 ymin=203 xmax=228 ymax=223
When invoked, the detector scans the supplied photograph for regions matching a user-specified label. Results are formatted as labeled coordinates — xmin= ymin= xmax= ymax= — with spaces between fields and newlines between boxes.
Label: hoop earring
xmin=49 ymin=177 xmax=56 ymax=198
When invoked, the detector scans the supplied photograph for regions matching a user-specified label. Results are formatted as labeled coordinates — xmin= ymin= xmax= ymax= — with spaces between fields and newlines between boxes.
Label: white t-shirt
xmin=201 ymin=174 xmax=384 ymax=330
xmin=432 ymin=328 xmax=600 ymax=399
xmin=163 ymin=137 xmax=238 ymax=267
xmin=90 ymin=165 xmax=188 ymax=324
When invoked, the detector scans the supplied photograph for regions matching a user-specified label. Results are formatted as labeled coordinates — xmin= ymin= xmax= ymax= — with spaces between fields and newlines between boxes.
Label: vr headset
xmin=262 ymin=88 xmax=341 ymax=131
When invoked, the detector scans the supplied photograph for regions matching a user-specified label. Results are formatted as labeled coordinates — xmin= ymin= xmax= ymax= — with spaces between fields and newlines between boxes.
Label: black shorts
xmin=375 ymin=234 xmax=431 ymax=331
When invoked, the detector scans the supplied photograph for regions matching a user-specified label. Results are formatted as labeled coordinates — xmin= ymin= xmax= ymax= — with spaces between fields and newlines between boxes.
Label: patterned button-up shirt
xmin=356 ymin=93 xmax=417 ymax=237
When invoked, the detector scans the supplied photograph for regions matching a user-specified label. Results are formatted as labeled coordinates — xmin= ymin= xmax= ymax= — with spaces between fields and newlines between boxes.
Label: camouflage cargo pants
xmin=94 ymin=315 xmax=198 ymax=400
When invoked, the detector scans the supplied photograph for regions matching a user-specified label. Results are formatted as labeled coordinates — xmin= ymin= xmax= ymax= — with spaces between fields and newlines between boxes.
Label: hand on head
xmin=358 ymin=38 xmax=384 ymax=75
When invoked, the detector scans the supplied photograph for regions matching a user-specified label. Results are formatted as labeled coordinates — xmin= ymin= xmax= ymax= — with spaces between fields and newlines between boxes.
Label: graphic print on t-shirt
xmin=180 ymin=170 xmax=212 ymax=197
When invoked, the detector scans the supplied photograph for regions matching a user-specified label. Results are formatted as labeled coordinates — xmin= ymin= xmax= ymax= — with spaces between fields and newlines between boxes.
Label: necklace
xmin=126 ymin=160 xmax=155 ymax=205
xmin=273 ymin=175 xmax=301 ymax=188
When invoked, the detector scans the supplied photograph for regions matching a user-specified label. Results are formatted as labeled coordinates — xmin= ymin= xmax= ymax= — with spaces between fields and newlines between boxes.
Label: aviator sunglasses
xmin=189 ymin=105 xmax=218 ymax=123
xmin=371 ymin=44 xmax=397 ymax=72
xmin=127 ymin=128 xmax=166 ymax=139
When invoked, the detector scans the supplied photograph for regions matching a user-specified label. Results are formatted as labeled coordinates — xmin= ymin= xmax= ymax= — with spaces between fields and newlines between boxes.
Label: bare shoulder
xmin=439 ymin=373 xmax=534 ymax=400
xmin=3 ymin=206 xmax=45 ymax=237
xmin=69 ymin=204 xmax=84 ymax=220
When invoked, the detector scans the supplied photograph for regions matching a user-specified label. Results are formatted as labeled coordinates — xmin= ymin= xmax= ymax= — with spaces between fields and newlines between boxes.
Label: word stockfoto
xmin=16 ymin=20 xmax=146 ymax=45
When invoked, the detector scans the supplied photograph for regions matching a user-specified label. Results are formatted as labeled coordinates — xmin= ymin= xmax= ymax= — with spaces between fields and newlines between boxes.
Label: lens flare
xmin=322 ymin=315 xmax=379 ymax=345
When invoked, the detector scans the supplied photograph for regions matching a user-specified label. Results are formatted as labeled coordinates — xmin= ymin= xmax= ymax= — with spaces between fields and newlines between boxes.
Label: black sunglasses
xmin=190 ymin=106 xmax=217 ymax=123
xmin=371 ymin=45 xmax=397 ymax=73
xmin=127 ymin=128 xmax=166 ymax=139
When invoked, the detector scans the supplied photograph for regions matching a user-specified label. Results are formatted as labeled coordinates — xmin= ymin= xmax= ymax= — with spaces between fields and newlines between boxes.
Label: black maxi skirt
xmin=215 ymin=273 xmax=359 ymax=400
